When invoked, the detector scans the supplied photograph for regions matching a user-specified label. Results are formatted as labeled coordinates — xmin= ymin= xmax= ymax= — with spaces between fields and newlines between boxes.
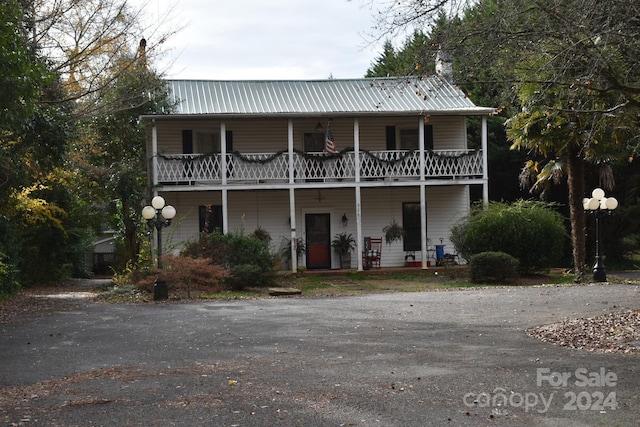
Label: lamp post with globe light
xmin=583 ymin=188 xmax=618 ymax=282
xmin=142 ymin=196 xmax=176 ymax=300
xmin=142 ymin=196 xmax=176 ymax=269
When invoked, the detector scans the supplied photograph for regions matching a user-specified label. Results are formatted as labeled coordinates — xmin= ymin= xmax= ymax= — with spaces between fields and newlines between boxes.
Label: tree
xmin=69 ymin=41 xmax=172 ymax=269
xmin=366 ymin=31 xmax=433 ymax=78
xmin=0 ymin=0 xmax=45 ymax=132
xmin=26 ymin=0 xmax=177 ymax=119
xmin=1 ymin=0 xmax=78 ymax=287
xmin=1 ymin=0 xmax=174 ymax=290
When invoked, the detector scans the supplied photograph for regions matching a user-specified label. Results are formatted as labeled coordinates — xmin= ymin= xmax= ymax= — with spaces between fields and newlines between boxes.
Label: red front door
xmin=305 ymin=213 xmax=331 ymax=269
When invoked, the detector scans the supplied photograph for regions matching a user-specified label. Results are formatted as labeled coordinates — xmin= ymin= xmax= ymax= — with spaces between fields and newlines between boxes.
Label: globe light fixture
xmin=583 ymin=188 xmax=618 ymax=282
xmin=141 ymin=195 xmax=176 ymax=300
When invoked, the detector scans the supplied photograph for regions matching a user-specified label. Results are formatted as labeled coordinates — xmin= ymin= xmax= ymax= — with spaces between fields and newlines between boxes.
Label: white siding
xmin=432 ymin=116 xmax=467 ymax=150
xmin=152 ymin=116 xmax=467 ymax=154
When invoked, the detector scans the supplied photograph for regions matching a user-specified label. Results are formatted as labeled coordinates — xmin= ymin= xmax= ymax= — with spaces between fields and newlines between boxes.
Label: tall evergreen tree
xmin=363 ymin=0 xmax=640 ymax=278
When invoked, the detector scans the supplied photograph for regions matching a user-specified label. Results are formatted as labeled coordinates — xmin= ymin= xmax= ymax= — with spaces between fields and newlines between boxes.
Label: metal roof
xmin=158 ymin=77 xmax=495 ymax=118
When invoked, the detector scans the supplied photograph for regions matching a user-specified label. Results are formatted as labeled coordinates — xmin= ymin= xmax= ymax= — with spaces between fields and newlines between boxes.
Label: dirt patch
xmin=0 ymin=279 xmax=106 ymax=324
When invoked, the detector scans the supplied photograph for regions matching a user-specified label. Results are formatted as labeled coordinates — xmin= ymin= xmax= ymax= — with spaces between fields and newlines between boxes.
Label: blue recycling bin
xmin=435 ymin=245 xmax=445 ymax=264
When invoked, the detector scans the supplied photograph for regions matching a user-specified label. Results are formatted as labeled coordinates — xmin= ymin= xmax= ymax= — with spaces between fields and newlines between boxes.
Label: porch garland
xmin=158 ymin=148 xmax=476 ymax=166
xmin=227 ymin=148 xmax=476 ymax=166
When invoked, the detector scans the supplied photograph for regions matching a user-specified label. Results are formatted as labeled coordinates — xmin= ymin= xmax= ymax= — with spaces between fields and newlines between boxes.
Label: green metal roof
xmin=160 ymin=76 xmax=495 ymax=117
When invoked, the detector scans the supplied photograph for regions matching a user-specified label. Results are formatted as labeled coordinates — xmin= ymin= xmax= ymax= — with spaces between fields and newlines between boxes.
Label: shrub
xmin=227 ymin=264 xmax=263 ymax=290
xmin=182 ymin=230 xmax=275 ymax=290
xmin=451 ymin=201 xmax=567 ymax=274
xmin=0 ymin=252 xmax=20 ymax=299
xmin=469 ymin=251 xmax=520 ymax=283
xmin=158 ymin=254 xmax=228 ymax=297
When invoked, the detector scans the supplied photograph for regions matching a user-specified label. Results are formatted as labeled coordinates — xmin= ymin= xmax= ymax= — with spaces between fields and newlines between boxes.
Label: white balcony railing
xmin=155 ymin=149 xmax=483 ymax=185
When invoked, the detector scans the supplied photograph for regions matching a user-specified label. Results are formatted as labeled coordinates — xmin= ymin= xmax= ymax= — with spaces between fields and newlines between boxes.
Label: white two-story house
xmin=141 ymin=76 xmax=494 ymax=271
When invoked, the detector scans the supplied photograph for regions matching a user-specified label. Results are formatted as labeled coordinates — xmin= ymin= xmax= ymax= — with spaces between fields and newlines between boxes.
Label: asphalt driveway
xmin=1 ymin=282 xmax=639 ymax=426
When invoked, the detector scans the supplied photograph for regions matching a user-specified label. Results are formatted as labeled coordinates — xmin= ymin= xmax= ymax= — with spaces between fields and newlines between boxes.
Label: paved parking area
xmin=1 ymin=283 xmax=639 ymax=426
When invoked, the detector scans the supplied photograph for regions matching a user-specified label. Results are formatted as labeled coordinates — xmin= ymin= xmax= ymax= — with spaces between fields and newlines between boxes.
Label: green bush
xmin=0 ymin=252 xmax=20 ymax=299
xmin=182 ymin=230 xmax=275 ymax=290
xmin=227 ymin=264 xmax=263 ymax=290
xmin=451 ymin=201 xmax=567 ymax=274
xmin=469 ymin=251 xmax=520 ymax=283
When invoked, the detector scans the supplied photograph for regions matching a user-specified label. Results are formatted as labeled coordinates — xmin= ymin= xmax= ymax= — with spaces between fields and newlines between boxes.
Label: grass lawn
xmin=95 ymin=268 xmax=577 ymax=303
xmin=274 ymin=268 xmax=575 ymax=297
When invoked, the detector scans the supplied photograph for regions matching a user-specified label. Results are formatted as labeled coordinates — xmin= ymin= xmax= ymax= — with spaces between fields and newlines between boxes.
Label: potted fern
xmin=280 ymin=236 xmax=306 ymax=270
xmin=331 ymin=232 xmax=356 ymax=269
xmin=382 ymin=220 xmax=405 ymax=245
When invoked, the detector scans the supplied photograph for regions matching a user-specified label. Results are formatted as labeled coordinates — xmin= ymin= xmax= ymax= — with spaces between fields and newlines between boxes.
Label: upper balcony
xmin=155 ymin=148 xmax=483 ymax=187
xmin=144 ymin=77 xmax=494 ymax=190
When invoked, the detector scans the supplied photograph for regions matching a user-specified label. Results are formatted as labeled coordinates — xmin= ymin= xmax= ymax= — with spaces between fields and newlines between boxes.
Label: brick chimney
xmin=436 ymin=44 xmax=453 ymax=84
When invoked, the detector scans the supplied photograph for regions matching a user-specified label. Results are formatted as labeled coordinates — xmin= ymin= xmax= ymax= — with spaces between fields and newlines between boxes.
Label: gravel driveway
xmin=1 ymin=282 xmax=639 ymax=426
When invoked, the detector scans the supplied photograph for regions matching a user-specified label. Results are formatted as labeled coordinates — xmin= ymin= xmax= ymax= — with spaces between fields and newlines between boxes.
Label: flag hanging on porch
xmin=325 ymin=122 xmax=337 ymax=155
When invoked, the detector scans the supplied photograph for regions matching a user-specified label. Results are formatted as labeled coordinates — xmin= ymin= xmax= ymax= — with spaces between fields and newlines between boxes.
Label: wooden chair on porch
xmin=362 ymin=237 xmax=382 ymax=269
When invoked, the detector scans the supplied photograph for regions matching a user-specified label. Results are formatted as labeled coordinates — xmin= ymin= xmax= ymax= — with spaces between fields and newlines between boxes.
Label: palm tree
xmin=507 ymin=84 xmax=621 ymax=281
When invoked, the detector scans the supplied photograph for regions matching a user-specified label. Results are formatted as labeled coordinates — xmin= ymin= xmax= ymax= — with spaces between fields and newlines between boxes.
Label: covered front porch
xmin=161 ymin=185 xmax=472 ymax=273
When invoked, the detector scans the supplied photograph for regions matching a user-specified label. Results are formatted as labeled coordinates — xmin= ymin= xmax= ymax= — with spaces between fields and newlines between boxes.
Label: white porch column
xmin=289 ymin=188 xmax=297 ymax=272
xmin=354 ymin=118 xmax=361 ymax=184
xmin=151 ymin=119 xmax=158 ymax=186
xmin=353 ymin=118 xmax=364 ymax=271
xmin=222 ymin=189 xmax=229 ymax=234
xmin=288 ymin=120 xmax=298 ymax=272
xmin=288 ymin=119 xmax=295 ymax=184
xmin=419 ymin=116 xmax=425 ymax=181
xmin=356 ymin=187 xmax=363 ymax=271
xmin=481 ymin=115 xmax=489 ymax=205
xmin=418 ymin=116 xmax=427 ymax=270
xmin=419 ymin=117 xmax=428 ymax=268
xmin=420 ymin=184 xmax=428 ymax=269
xmin=221 ymin=122 xmax=227 ymax=185
xmin=221 ymin=122 xmax=229 ymax=234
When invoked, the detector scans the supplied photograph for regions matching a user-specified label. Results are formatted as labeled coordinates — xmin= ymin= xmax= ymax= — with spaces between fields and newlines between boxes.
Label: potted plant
xmin=251 ymin=226 xmax=271 ymax=245
xmin=382 ymin=220 xmax=405 ymax=245
xmin=280 ymin=236 xmax=306 ymax=270
xmin=331 ymin=232 xmax=356 ymax=269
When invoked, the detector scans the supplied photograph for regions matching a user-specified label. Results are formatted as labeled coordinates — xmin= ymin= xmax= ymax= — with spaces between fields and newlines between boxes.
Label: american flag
xmin=325 ymin=123 xmax=337 ymax=155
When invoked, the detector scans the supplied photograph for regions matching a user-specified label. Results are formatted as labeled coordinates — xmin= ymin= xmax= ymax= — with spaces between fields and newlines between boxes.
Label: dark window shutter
xmin=386 ymin=126 xmax=396 ymax=150
xmin=182 ymin=130 xmax=193 ymax=154
xmin=424 ymin=124 xmax=433 ymax=150
xmin=402 ymin=202 xmax=422 ymax=252
xmin=199 ymin=205 xmax=223 ymax=233
xmin=225 ymin=130 xmax=233 ymax=152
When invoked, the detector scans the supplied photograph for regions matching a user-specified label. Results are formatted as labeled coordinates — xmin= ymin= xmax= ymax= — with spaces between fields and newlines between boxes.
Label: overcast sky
xmin=141 ymin=0 xmax=387 ymax=80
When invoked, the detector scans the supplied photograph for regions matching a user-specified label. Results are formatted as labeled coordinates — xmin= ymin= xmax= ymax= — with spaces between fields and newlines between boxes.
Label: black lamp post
xmin=142 ymin=195 xmax=176 ymax=300
xmin=583 ymin=188 xmax=618 ymax=282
